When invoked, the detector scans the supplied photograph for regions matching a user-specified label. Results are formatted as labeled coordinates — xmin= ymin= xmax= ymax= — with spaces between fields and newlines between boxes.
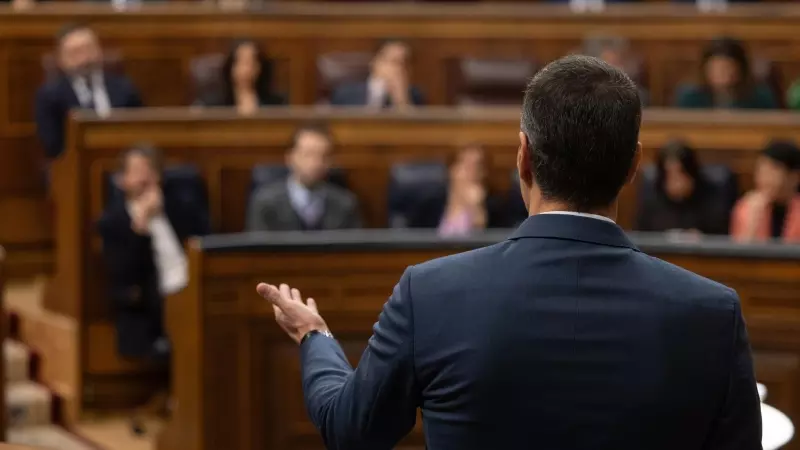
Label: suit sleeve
xmin=300 ymin=267 xmax=419 ymax=450
xmin=703 ymin=297 xmax=762 ymax=450
xmin=34 ymin=87 xmax=65 ymax=159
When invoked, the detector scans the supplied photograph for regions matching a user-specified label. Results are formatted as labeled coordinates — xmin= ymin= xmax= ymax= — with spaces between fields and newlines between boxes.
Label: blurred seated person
xmin=195 ymin=39 xmax=285 ymax=114
xmin=582 ymin=35 xmax=649 ymax=106
xmin=35 ymin=23 xmax=143 ymax=160
xmin=731 ymin=141 xmax=800 ymax=242
xmin=635 ymin=140 xmax=729 ymax=235
xmin=97 ymin=144 xmax=210 ymax=433
xmin=675 ymin=37 xmax=777 ymax=110
xmin=98 ymin=144 xmax=211 ymax=360
xmin=246 ymin=123 xmax=362 ymax=231
xmin=407 ymin=144 xmax=507 ymax=236
xmin=330 ymin=39 xmax=425 ymax=108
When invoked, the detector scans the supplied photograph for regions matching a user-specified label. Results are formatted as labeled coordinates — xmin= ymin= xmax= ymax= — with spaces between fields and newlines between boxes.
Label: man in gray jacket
xmin=246 ymin=123 xmax=362 ymax=231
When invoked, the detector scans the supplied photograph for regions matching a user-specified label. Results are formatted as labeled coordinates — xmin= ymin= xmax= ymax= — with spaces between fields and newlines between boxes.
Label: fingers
xmin=291 ymin=288 xmax=302 ymax=303
xmin=257 ymin=283 xmax=288 ymax=308
xmin=307 ymin=298 xmax=318 ymax=314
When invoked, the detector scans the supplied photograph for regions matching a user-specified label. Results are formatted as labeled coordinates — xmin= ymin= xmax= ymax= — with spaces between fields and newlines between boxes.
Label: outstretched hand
xmin=256 ymin=283 xmax=329 ymax=345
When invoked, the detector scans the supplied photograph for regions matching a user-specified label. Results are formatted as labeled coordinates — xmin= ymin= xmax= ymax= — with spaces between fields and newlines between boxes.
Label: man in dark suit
xmin=35 ymin=23 xmax=143 ymax=160
xmin=246 ymin=123 xmax=362 ymax=231
xmin=258 ymin=56 xmax=762 ymax=450
xmin=330 ymin=39 xmax=425 ymax=108
xmin=98 ymin=144 xmax=210 ymax=362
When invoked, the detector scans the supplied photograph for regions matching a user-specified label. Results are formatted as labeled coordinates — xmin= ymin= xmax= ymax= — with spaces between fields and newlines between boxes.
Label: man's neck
xmin=527 ymin=200 xmax=617 ymax=222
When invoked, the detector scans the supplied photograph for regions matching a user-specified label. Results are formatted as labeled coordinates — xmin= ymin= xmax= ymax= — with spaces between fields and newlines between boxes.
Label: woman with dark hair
xmin=407 ymin=144 xmax=507 ymax=236
xmin=199 ymin=39 xmax=285 ymax=114
xmin=636 ymin=140 xmax=729 ymax=234
xmin=675 ymin=37 xmax=777 ymax=109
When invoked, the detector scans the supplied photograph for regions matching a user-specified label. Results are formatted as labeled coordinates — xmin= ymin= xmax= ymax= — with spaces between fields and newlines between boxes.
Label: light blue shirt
xmin=287 ymin=177 xmax=325 ymax=225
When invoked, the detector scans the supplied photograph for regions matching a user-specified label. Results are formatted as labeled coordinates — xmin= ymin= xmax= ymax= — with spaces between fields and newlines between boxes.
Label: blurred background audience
xmin=675 ymin=37 xmax=778 ymax=110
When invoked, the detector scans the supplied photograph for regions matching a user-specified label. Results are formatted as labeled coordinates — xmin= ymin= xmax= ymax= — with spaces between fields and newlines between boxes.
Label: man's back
xmin=409 ymin=214 xmax=760 ymax=450
xmin=263 ymin=55 xmax=761 ymax=450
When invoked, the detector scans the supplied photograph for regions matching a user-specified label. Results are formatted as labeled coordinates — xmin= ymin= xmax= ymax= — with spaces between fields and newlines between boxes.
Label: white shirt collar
xmin=538 ymin=211 xmax=616 ymax=224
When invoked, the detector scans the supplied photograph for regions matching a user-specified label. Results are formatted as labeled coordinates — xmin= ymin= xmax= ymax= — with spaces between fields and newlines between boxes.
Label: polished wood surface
xmin=4 ymin=3 xmax=800 ymax=275
xmin=159 ymin=234 xmax=800 ymax=450
xmin=47 ymin=107 xmax=800 ymax=416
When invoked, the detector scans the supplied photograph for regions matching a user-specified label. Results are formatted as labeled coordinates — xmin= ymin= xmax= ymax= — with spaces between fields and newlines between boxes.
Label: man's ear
xmin=517 ymin=132 xmax=533 ymax=187
xmin=625 ymin=142 xmax=643 ymax=186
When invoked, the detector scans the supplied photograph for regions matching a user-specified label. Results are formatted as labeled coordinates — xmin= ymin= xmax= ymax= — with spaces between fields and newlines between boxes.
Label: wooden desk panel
xmin=49 ymin=107 xmax=800 ymax=419
xmin=158 ymin=236 xmax=800 ymax=450
xmin=5 ymin=3 xmax=800 ymax=273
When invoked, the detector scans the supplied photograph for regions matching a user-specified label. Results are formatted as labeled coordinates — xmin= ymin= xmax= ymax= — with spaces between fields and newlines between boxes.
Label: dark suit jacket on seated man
xmin=330 ymin=39 xmax=425 ymax=108
xmin=35 ymin=23 xmax=143 ymax=160
xmin=247 ymin=123 xmax=362 ymax=231
xmin=98 ymin=145 xmax=210 ymax=360
xmin=259 ymin=56 xmax=762 ymax=450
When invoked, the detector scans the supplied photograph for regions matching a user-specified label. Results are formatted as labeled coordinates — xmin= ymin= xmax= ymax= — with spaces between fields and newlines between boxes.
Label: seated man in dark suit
xmin=247 ymin=123 xmax=362 ymax=231
xmin=35 ymin=23 xmax=143 ymax=160
xmin=98 ymin=144 xmax=210 ymax=361
xmin=98 ymin=144 xmax=210 ymax=434
xmin=330 ymin=39 xmax=425 ymax=109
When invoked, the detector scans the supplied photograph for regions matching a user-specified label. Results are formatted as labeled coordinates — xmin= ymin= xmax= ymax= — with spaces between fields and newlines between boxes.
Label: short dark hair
xmin=762 ymin=140 xmax=800 ymax=171
xmin=56 ymin=22 xmax=92 ymax=47
xmin=118 ymin=143 xmax=164 ymax=175
xmin=290 ymin=122 xmax=333 ymax=149
xmin=521 ymin=54 xmax=642 ymax=211
xmin=375 ymin=38 xmax=409 ymax=56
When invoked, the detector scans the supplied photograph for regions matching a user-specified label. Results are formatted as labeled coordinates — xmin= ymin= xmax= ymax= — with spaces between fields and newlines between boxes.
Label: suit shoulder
xmin=250 ymin=181 xmax=287 ymax=204
xmin=326 ymin=184 xmax=358 ymax=205
xmin=36 ymin=78 xmax=64 ymax=99
xmin=635 ymin=252 xmax=738 ymax=309
xmin=408 ymin=241 xmax=511 ymax=281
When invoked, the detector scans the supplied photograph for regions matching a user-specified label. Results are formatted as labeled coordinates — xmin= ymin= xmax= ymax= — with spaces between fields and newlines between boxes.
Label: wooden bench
xmin=44 ymin=107 xmax=800 ymax=420
xmin=5 ymin=3 xmax=800 ymax=273
xmin=158 ymin=230 xmax=800 ymax=450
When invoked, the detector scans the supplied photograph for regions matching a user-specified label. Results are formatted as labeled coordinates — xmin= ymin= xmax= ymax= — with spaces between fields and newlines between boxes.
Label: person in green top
xmin=674 ymin=37 xmax=778 ymax=110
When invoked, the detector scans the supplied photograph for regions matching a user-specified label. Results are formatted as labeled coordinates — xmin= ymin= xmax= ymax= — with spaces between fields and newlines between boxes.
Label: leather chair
xmin=753 ymin=58 xmax=785 ymax=109
xmin=448 ymin=57 xmax=537 ymax=105
xmin=41 ymin=50 xmax=125 ymax=82
xmin=316 ymin=52 xmax=372 ymax=103
xmin=386 ymin=162 xmax=448 ymax=228
xmin=189 ymin=53 xmax=225 ymax=105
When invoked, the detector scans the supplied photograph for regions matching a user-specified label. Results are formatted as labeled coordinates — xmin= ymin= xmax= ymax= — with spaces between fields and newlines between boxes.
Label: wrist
xmin=299 ymin=328 xmax=333 ymax=346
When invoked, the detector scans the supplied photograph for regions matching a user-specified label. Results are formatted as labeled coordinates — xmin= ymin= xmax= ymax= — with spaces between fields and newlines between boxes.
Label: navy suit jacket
xmin=300 ymin=214 xmax=762 ymax=450
xmin=330 ymin=81 xmax=425 ymax=107
xmin=35 ymin=72 xmax=143 ymax=159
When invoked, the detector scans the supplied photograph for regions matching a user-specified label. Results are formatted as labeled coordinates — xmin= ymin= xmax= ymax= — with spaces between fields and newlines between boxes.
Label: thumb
xmin=306 ymin=298 xmax=318 ymax=314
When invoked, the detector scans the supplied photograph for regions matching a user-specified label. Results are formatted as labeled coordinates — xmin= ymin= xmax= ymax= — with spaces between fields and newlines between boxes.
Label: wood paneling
xmin=158 ymin=240 xmax=800 ymax=450
xmin=4 ymin=3 xmax=800 ymax=274
xmin=50 ymin=107 xmax=800 ymax=417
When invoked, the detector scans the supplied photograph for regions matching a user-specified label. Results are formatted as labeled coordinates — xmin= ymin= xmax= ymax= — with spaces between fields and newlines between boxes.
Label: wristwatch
xmin=300 ymin=329 xmax=334 ymax=345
